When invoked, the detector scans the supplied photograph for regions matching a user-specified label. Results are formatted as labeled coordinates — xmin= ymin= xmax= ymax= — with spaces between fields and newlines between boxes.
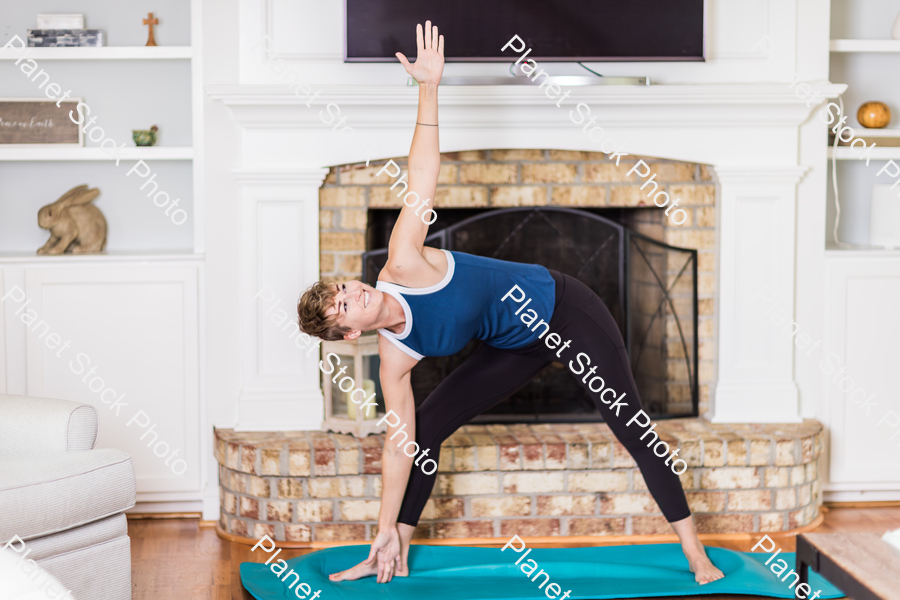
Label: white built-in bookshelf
xmin=0 ymin=147 xmax=194 ymax=161
xmin=0 ymin=0 xmax=207 ymax=510
xmin=0 ymin=0 xmax=202 ymax=256
xmin=829 ymin=39 xmax=900 ymax=52
xmin=827 ymin=146 xmax=900 ymax=160
xmin=826 ymin=1 xmax=900 ymax=249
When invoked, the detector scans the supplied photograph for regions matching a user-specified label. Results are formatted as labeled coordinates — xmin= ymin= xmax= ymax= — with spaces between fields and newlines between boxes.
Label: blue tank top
xmin=376 ymin=250 xmax=556 ymax=360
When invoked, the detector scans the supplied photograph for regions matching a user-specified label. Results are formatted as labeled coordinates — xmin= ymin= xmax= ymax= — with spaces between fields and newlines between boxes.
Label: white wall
xmin=830 ymin=0 xmax=900 ymax=39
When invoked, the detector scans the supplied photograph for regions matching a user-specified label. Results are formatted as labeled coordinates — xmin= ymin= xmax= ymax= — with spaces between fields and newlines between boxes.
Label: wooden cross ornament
xmin=143 ymin=12 xmax=159 ymax=46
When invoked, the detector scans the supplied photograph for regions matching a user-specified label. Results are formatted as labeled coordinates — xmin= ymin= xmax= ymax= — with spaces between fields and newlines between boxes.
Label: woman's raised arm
xmin=388 ymin=21 xmax=444 ymax=260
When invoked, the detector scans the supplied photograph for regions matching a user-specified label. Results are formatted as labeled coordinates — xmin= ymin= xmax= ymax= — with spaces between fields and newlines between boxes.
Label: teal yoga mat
xmin=240 ymin=544 xmax=844 ymax=600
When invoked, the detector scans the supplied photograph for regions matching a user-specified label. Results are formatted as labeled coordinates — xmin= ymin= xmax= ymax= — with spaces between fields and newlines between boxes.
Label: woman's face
xmin=324 ymin=280 xmax=385 ymax=338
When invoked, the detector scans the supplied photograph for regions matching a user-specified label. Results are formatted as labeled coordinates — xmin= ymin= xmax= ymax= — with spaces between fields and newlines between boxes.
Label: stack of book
xmin=27 ymin=14 xmax=104 ymax=47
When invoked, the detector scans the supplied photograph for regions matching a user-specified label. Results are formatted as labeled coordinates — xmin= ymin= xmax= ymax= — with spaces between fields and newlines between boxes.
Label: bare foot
xmin=668 ymin=516 xmax=725 ymax=585
xmin=685 ymin=549 xmax=725 ymax=585
xmin=328 ymin=557 xmax=410 ymax=582
xmin=329 ymin=558 xmax=379 ymax=582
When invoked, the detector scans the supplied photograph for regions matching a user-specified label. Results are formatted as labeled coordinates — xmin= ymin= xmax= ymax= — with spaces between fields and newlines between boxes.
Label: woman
xmin=298 ymin=21 xmax=725 ymax=586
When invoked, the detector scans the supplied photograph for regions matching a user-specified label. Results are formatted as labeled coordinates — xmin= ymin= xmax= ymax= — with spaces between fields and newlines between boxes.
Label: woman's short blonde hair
xmin=297 ymin=280 xmax=351 ymax=341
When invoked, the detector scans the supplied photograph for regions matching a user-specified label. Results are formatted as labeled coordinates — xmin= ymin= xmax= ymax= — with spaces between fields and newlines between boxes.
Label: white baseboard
xmin=824 ymin=490 xmax=900 ymax=503
xmin=128 ymin=500 xmax=204 ymax=514
xmin=202 ymin=488 xmax=221 ymax=521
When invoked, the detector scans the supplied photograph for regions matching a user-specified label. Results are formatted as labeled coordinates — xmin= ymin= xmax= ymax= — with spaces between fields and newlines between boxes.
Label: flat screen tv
xmin=345 ymin=0 xmax=705 ymax=62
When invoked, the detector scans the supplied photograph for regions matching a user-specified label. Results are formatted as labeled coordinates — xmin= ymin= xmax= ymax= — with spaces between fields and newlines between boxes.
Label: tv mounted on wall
xmin=345 ymin=0 xmax=705 ymax=63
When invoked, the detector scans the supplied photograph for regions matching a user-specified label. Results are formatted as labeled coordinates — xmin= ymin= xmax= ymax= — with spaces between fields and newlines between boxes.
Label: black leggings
xmin=396 ymin=270 xmax=691 ymax=525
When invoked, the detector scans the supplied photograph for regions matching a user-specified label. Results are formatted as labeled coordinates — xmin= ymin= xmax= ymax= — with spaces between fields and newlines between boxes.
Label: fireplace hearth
xmin=362 ymin=206 xmax=698 ymax=423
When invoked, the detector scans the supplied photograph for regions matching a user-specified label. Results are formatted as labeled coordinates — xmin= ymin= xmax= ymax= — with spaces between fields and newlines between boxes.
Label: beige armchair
xmin=0 ymin=394 xmax=136 ymax=600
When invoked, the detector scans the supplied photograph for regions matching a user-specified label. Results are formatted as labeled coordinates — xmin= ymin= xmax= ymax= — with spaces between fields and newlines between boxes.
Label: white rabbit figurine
xmin=37 ymin=184 xmax=108 ymax=254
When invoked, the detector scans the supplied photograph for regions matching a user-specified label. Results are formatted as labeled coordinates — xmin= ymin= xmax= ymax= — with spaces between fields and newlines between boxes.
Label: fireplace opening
xmin=362 ymin=207 xmax=698 ymax=423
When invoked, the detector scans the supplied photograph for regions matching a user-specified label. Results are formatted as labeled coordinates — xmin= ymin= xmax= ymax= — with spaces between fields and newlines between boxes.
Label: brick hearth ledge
xmin=214 ymin=419 xmax=823 ymax=544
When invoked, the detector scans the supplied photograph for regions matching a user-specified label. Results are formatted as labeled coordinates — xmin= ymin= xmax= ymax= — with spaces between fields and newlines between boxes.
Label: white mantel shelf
xmin=206 ymin=83 xmax=848 ymax=145
xmin=207 ymin=83 xmax=846 ymax=111
xmin=209 ymin=82 xmax=847 ymax=170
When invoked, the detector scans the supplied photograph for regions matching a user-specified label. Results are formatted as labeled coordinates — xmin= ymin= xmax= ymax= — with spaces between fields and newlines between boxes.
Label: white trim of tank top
xmin=376 ymin=329 xmax=425 ymax=361
xmin=374 ymin=250 xmax=455 ymax=360
xmin=375 ymin=284 xmax=414 ymax=339
xmin=377 ymin=250 xmax=455 ymax=296
xmin=374 ymin=249 xmax=455 ymax=340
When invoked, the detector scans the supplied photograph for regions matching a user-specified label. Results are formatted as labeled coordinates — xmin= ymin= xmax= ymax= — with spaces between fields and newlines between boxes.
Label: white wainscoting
xmin=710 ymin=167 xmax=808 ymax=423
xmin=1 ymin=258 xmax=202 ymax=501
xmin=234 ymin=168 xmax=328 ymax=431
xmin=823 ymin=254 xmax=900 ymax=497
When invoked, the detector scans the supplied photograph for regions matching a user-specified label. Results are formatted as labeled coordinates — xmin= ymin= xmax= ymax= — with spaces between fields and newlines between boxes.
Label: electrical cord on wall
xmin=831 ymin=97 xmax=853 ymax=248
xmin=512 ymin=62 xmax=604 ymax=78
xmin=578 ymin=62 xmax=603 ymax=77
xmin=830 ymin=96 xmax=876 ymax=249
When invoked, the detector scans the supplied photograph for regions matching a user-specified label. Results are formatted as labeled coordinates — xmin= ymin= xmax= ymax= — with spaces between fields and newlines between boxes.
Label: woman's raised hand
xmin=396 ymin=21 xmax=444 ymax=86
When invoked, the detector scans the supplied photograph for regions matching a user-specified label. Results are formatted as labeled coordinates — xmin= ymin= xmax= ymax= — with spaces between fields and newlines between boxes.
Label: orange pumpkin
xmin=857 ymin=101 xmax=891 ymax=128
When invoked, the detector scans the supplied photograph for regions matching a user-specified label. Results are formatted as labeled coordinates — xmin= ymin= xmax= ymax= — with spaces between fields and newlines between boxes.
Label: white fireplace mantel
xmin=207 ymin=83 xmax=845 ymax=169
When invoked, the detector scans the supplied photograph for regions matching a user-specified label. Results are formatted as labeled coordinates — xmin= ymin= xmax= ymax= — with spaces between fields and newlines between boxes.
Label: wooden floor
xmin=129 ymin=506 xmax=900 ymax=600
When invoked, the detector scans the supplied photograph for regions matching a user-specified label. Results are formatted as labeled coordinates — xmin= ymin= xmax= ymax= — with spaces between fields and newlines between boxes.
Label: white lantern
xmin=320 ymin=333 xmax=386 ymax=436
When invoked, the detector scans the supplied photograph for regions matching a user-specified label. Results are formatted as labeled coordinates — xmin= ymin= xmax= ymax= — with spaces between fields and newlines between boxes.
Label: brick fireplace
xmin=215 ymin=419 xmax=822 ymax=544
xmin=320 ymin=149 xmax=716 ymax=414
xmin=210 ymin=53 xmax=829 ymax=530
xmin=213 ymin=149 xmax=825 ymax=544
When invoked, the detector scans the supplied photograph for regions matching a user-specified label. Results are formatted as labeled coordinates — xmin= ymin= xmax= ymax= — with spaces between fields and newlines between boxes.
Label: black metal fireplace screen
xmin=362 ymin=207 xmax=698 ymax=422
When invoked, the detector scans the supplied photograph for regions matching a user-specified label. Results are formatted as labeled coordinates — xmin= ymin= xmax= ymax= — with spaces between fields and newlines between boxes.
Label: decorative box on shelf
xmin=27 ymin=29 xmax=105 ymax=47
xmin=320 ymin=333 xmax=385 ymax=437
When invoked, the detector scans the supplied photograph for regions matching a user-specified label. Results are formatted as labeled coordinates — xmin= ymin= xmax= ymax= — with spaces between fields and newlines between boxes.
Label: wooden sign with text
xmin=0 ymin=98 xmax=83 ymax=145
